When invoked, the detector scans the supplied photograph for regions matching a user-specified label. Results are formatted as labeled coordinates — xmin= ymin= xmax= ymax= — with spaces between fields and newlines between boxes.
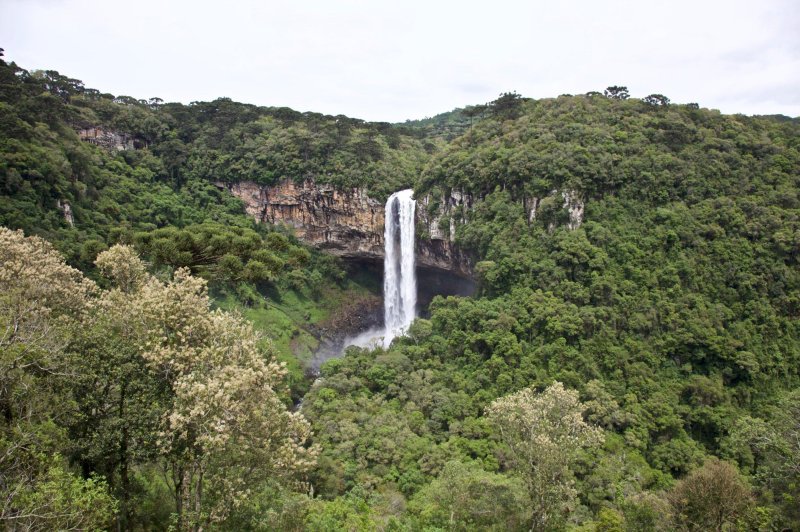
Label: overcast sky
xmin=2 ymin=0 xmax=798 ymax=121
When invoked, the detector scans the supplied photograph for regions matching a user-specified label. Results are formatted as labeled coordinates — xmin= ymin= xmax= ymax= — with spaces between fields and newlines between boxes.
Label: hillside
xmin=1 ymin=52 xmax=799 ymax=530
xmin=298 ymin=90 xmax=800 ymax=529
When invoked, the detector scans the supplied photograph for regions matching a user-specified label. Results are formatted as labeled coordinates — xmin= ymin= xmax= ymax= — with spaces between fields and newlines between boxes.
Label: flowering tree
xmin=1 ymin=232 xmax=317 ymax=530
xmin=0 ymin=228 xmax=115 ymax=530
xmin=96 ymin=245 xmax=318 ymax=530
xmin=486 ymin=382 xmax=604 ymax=530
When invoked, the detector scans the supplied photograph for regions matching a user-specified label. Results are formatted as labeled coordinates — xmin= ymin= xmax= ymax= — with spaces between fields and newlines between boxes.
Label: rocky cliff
xmin=78 ymin=127 xmax=134 ymax=151
xmin=220 ymin=180 xmax=474 ymax=277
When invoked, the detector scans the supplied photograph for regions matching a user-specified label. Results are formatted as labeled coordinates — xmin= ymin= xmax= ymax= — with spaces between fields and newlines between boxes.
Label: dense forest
xmin=1 ymin=48 xmax=799 ymax=531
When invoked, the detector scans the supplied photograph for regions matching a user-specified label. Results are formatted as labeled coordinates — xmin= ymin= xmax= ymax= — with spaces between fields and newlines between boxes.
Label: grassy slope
xmin=212 ymin=275 xmax=379 ymax=398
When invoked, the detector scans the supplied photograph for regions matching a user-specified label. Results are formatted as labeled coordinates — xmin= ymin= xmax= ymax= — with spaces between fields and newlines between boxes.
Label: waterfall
xmin=308 ymin=188 xmax=418 ymax=364
xmin=383 ymin=189 xmax=416 ymax=347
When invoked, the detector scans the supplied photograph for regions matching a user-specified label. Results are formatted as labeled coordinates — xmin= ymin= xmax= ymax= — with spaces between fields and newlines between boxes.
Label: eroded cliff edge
xmin=219 ymin=180 xmax=474 ymax=278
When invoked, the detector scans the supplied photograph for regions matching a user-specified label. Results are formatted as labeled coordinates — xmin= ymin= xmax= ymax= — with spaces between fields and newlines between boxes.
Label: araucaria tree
xmin=603 ymin=85 xmax=629 ymax=99
xmin=486 ymin=382 xmax=604 ymax=531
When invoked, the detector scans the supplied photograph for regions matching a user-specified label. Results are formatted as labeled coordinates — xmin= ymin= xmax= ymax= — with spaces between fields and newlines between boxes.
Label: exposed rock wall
xmin=416 ymin=189 xmax=474 ymax=277
xmin=527 ymin=190 xmax=585 ymax=230
xmin=78 ymin=127 xmax=134 ymax=151
xmin=561 ymin=190 xmax=585 ymax=230
xmin=224 ymin=180 xmax=385 ymax=258
xmin=56 ymin=199 xmax=74 ymax=226
xmin=220 ymin=180 xmax=474 ymax=277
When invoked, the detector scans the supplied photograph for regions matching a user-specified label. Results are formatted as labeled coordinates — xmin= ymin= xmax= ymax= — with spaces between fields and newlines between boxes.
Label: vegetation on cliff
xmin=300 ymin=89 xmax=799 ymax=529
xmin=0 ymin=51 xmax=383 ymax=385
xmin=1 ymin=47 xmax=799 ymax=530
xmin=1 ymin=229 xmax=316 ymax=529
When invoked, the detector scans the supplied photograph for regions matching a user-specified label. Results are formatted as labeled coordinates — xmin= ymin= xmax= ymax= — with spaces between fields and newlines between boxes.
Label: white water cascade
xmin=310 ymin=189 xmax=418 ymax=360
xmin=382 ymin=189 xmax=417 ymax=346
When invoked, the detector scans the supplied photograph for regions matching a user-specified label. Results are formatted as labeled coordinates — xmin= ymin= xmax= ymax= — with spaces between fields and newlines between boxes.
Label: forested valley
xmin=1 ymin=49 xmax=799 ymax=531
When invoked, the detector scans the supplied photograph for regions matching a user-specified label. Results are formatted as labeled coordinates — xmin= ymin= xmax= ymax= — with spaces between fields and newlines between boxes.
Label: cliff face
xmin=78 ymin=127 xmax=134 ymax=151
xmin=221 ymin=180 xmax=474 ymax=277
xmin=416 ymin=189 xmax=475 ymax=278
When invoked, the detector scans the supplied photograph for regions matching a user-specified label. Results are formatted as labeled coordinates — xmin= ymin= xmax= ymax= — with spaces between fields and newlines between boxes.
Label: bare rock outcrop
xmin=220 ymin=180 xmax=474 ymax=277
xmin=56 ymin=199 xmax=74 ymax=226
xmin=78 ymin=127 xmax=134 ymax=151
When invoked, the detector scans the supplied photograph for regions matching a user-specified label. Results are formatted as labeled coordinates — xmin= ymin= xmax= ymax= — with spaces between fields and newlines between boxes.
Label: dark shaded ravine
xmin=307 ymin=259 xmax=476 ymax=372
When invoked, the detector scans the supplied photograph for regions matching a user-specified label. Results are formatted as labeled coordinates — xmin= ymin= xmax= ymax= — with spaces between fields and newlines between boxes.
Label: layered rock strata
xmin=220 ymin=180 xmax=474 ymax=277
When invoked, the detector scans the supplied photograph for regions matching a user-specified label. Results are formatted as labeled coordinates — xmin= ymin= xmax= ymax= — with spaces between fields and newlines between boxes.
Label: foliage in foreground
xmin=0 ymin=227 xmax=316 ymax=530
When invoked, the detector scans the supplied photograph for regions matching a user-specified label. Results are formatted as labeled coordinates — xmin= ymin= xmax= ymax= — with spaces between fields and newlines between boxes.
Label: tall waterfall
xmin=383 ymin=189 xmax=416 ymax=347
xmin=308 ymin=188 xmax=418 ymax=365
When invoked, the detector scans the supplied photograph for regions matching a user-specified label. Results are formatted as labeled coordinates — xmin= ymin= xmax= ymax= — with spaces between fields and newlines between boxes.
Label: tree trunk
xmin=174 ymin=464 xmax=184 ymax=531
xmin=118 ymin=380 xmax=130 ymax=530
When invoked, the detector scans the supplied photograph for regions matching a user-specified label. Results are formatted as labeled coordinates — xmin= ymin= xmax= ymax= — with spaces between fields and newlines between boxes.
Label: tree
xmin=4 ymin=456 xmax=117 ymax=531
xmin=0 ymin=228 xmax=115 ymax=529
xmin=71 ymin=244 xmax=164 ymax=528
xmin=0 ymin=226 xmax=95 ymax=427
xmin=409 ymin=460 xmax=528 ymax=531
xmin=668 ymin=458 xmax=752 ymax=531
xmin=620 ymin=491 xmax=675 ymax=532
xmin=94 ymin=246 xmax=318 ymax=530
xmin=595 ymin=507 xmax=625 ymax=531
xmin=604 ymin=86 xmax=630 ymax=100
xmin=725 ymin=391 xmax=800 ymax=526
xmin=770 ymin=391 xmax=800 ymax=482
xmin=643 ymin=94 xmax=670 ymax=106
xmin=485 ymin=382 xmax=604 ymax=530
xmin=154 ymin=134 xmax=188 ymax=182
xmin=304 ymin=488 xmax=380 ymax=531
xmin=95 ymin=243 xmax=148 ymax=293
xmin=462 ymin=104 xmax=488 ymax=128
xmin=490 ymin=91 xmax=524 ymax=119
